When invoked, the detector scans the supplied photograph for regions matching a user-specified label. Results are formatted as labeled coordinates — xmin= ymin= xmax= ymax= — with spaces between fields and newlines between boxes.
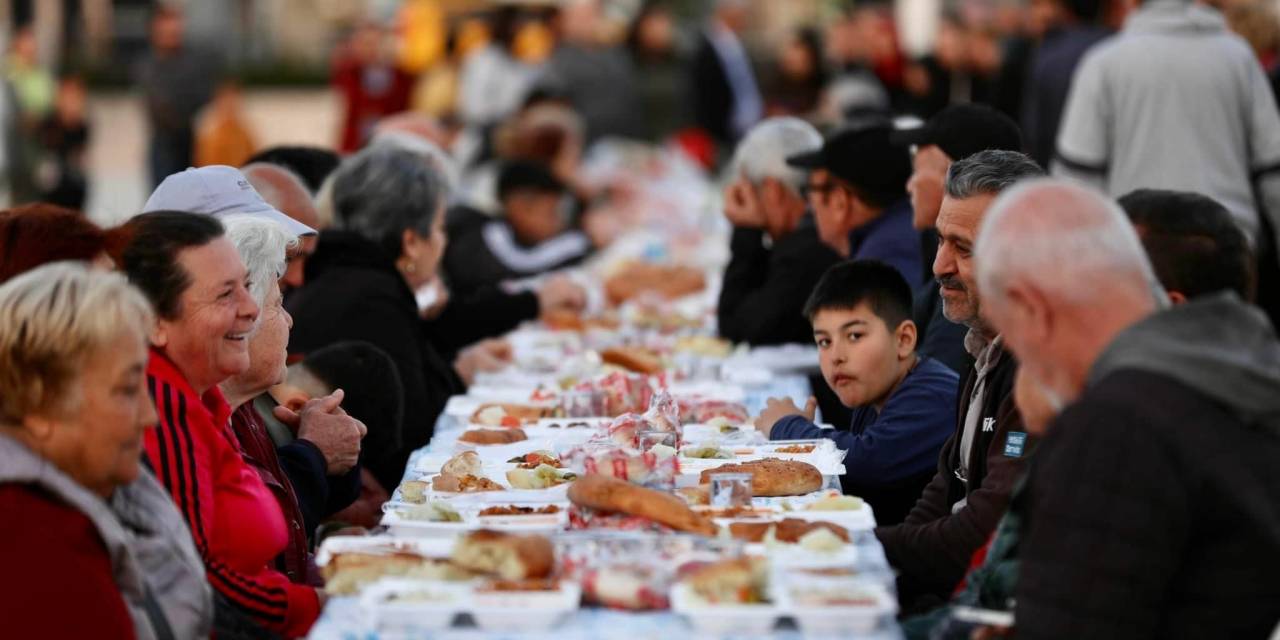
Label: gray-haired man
xmin=875 ymin=150 xmax=1044 ymax=612
xmin=717 ymin=117 xmax=841 ymax=346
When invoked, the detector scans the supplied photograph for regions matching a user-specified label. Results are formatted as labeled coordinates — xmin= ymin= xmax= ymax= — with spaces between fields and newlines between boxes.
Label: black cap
xmin=787 ymin=124 xmax=911 ymax=207
xmin=889 ymin=104 xmax=1023 ymax=161
xmin=497 ymin=160 xmax=566 ymax=201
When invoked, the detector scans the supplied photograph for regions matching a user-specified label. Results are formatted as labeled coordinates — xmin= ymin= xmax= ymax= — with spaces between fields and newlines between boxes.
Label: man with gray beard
xmin=874 ymin=150 xmax=1044 ymax=612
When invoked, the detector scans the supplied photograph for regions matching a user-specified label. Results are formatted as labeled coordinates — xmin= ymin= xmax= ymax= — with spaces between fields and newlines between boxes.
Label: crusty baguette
xmin=451 ymin=529 xmax=554 ymax=580
xmin=600 ymin=346 xmax=664 ymax=375
xmin=726 ymin=518 xmax=849 ymax=544
xmin=458 ymin=428 xmax=528 ymax=445
xmin=699 ymin=458 xmax=823 ymax=497
xmin=568 ymin=474 xmax=717 ymax=536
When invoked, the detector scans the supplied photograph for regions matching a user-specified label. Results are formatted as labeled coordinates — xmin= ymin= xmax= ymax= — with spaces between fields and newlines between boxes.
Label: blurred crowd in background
xmin=2 ymin=0 xmax=1277 ymax=213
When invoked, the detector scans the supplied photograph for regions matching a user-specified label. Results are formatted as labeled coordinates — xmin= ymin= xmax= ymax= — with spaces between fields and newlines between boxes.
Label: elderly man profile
xmin=242 ymin=162 xmax=322 ymax=292
xmin=975 ymin=179 xmax=1280 ymax=638
xmin=717 ymin=117 xmax=840 ymax=346
xmin=873 ymin=149 xmax=1044 ymax=613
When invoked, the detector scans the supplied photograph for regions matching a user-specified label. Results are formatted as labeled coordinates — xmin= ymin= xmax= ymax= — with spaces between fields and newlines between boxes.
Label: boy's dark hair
xmin=1118 ymin=189 xmax=1256 ymax=301
xmin=497 ymin=160 xmax=566 ymax=202
xmin=803 ymin=260 xmax=914 ymax=329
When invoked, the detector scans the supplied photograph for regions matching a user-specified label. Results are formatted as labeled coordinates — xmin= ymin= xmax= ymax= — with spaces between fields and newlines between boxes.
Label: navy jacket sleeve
xmin=276 ymin=439 xmax=329 ymax=537
xmin=771 ymin=367 xmax=956 ymax=486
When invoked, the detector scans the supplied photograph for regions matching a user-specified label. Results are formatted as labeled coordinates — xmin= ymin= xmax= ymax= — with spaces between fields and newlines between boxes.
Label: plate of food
xmin=316 ymin=536 xmax=464 ymax=595
xmin=358 ymin=578 xmax=469 ymax=632
xmin=777 ymin=576 xmax=896 ymax=635
xmin=670 ymin=557 xmax=780 ymax=635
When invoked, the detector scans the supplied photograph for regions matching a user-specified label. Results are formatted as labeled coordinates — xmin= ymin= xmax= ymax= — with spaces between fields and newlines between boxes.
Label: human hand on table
xmin=454 ymin=339 xmax=513 ymax=386
xmin=274 ymin=389 xmax=367 ymax=475
xmin=537 ymin=275 xmax=587 ymax=316
xmin=723 ymin=177 xmax=766 ymax=228
xmin=753 ymin=395 xmax=817 ymax=438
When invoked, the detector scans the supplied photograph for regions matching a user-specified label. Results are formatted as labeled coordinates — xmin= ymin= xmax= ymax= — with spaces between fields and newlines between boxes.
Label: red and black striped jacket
xmin=144 ymin=350 xmax=319 ymax=637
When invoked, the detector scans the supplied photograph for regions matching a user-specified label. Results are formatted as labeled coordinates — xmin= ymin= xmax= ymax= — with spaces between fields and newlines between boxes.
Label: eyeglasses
xmin=801 ymin=181 xmax=843 ymax=201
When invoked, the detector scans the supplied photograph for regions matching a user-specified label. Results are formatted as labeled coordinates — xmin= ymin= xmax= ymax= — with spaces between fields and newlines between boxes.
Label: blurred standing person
xmin=135 ymin=5 xmax=219 ymax=188
xmin=5 ymin=25 xmax=54 ymax=203
xmin=196 ymin=82 xmax=257 ymax=168
xmin=1225 ymin=0 xmax=1280 ymax=108
xmin=626 ymin=1 xmax=688 ymax=142
xmin=690 ymin=0 xmax=763 ymax=151
xmin=332 ymin=23 xmax=413 ymax=153
xmin=33 ymin=75 xmax=90 ymax=209
xmin=1054 ymin=0 xmax=1280 ymax=253
xmin=1021 ymin=0 xmax=1110 ymax=167
xmin=765 ymin=27 xmax=828 ymax=119
xmin=458 ymin=6 xmax=546 ymax=129
xmin=539 ymin=0 xmax=643 ymax=142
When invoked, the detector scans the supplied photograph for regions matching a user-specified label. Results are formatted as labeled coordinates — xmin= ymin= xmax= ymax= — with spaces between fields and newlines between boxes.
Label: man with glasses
xmin=785 ymin=123 xmax=919 ymax=285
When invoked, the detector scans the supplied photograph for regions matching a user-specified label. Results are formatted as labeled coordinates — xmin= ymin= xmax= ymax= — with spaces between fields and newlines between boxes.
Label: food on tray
xmin=681 ymin=444 xmax=733 ymax=459
xmin=396 ymin=501 xmax=462 ymax=523
xmin=506 ymin=464 xmax=578 ymax=489
xmin=570 ymin=444 xmax=680 ymax=488
xmin=399 ymin=479 xmax=429 ymax=504
xmin=699 ymin=458 xmax=823 ymax=497
xmin=509 ymin=451 xmax=562 ymax=469
xmin=791 ymin=567 xmax=860 ymax=578
xmin=542 ymin=309 xmax=621 ymax=332
xmin=442 ymin=451 xmax=483 ymax=477
xmin=603 ymin=261 xmax=706 ymax=305
xmin=545 ymin=421 xmax=593 ymax=429
xmin=676 ymin=485 xmax=709 ymax=506
xmin=600 ymin=346 xmax=664 ymax=375
xmin=726 ymin=518 xmax=850 ymax=545
xmin=583 ymin=564 xmax=669 ymax=610
xmin=478 ymin=578 xmax=562 ymax=592
xmin=323 ymin=551 xmax=467 ymax=595
xmin=573 ymin=372 xmax=653 ymax=417
xmin=694 ymin=506 xmax=773 ymax=519
xmin=459 ymin=427 xmax=529 ymax=445
xmin=432 ymin=473 xmax=505 ymax=493
xmin=472 ymin=403 xmax=553 ymax=428
xmin=478 ymin=504 xmax=562 ymax=517
xmin=681 ymin=557 xmax=769 ymax=604
xmin=797 ymin=527 xmax=847 ymax=552
xmin=451 ymin=529 xmax=555 ymax=580
xmin=681 ymin=399 xmax=750 ymax=425
xmin=674 ymin=335 xmax=733 ymax=358
xmin=567 ymin=474 xmax=717 ymax=536
xmin=774 ymin=444 xmax=817 ymax=454
xmin=806 ymin=494 xmax=865 ymax=512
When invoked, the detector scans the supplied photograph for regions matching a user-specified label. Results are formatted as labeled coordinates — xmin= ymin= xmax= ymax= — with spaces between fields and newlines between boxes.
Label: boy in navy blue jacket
xmin=755 ymin=260 xmax=959 ymax=525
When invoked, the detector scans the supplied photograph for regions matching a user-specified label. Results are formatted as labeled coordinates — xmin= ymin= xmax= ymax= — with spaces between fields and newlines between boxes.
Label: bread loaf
xmin=699 ymin=458 xmax=823 ymax=497
xmin=600 ymin=346 xmax=664 ymax=375
xmin=458 ymin=428 xmax=528 ymax=445
xmin=568 ymin=474 xmax=717 ymax=536
xmin=451 ymin=529 xmax=555 ymax=580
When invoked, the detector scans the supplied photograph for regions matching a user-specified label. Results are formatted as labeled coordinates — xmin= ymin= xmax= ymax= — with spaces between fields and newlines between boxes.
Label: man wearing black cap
xmin=891 ymin=104 xmax=1025 ymax=376
xmin=787 ymin=123 xmax=920 ymax=286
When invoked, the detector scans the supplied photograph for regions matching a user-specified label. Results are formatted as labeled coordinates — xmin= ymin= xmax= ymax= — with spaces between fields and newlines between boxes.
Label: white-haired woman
xmin=0 ymin=262 xmax=212 ymax=639
xmin=218 ymin=215 xmax=365 ymax=587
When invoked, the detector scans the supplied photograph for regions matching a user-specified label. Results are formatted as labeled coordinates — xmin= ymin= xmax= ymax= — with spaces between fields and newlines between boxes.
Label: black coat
xmin=1016 ymin=369 xmax=1280 ymax=639
xmin=875 ymin=341 xmax=1034 ymax=613
xmin=690 ymin=32 xmax=737 ymax=145
xmin=287 ymin=231 xmax=465 ymax=480
xmin=717 ymin=220 xmax=840 ymax=346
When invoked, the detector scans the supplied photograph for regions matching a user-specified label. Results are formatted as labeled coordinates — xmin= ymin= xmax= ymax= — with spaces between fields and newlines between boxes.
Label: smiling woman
xmin=119 ymin=211 xmax=322 ymax=638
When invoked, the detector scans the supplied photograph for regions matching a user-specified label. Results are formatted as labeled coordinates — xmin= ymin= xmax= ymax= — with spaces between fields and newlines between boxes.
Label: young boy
xmin=755 ymin=260 xmax=958 ymax=525
xmin=443 ymin=160 xmax=592 ymax=293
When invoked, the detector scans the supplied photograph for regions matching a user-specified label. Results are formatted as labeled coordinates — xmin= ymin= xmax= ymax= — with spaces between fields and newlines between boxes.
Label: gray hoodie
xmin=0 ymin=434 xmax=213 ymax=639
xmin=1089 ymin=292 xmax=1280 ymax=436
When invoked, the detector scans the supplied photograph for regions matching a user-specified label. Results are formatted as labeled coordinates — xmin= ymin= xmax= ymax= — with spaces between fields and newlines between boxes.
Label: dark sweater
xmin=875 ymin=341 xmax=1034 ymax=612
xmin=287 ymin=231 xmax=465 ymax=480
xmin=717 ymin=218 xmax=840 ymax=346
xmin=442 ymin=206 xmax=590 ymax=294
xmin=1016 ymin=369 xmax=1280 ymax=639
xmin=771 ymin=356 xmax=959 ymax=525
xmin=849 ymin=199 xmax=922 ymax=287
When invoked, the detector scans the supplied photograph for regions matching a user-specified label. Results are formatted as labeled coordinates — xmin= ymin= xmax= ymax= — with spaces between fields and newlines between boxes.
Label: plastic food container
xmin=778 ymin=577 xmax=897 ymax=635
xmin=670 ymin=583 xmax=781 ymax=635
xmin=358 ymin=578 xmax=469 ymax=632
xmin=469 ymin=581 xmax=582 ymax=632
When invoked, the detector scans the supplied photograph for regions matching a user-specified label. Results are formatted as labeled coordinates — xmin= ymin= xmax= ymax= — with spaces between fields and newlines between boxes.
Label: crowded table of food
xmin=304 ymin=141 xmax=903 ymax=638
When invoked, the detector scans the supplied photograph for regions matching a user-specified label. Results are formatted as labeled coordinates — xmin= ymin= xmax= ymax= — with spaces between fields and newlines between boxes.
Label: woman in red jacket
xmin=119 ymin=211 xmax=321 ymax=638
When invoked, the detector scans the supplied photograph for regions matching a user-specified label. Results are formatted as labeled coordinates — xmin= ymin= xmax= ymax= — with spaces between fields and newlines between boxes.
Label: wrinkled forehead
xmin=937 ymin=194 xmax=994 ymax=240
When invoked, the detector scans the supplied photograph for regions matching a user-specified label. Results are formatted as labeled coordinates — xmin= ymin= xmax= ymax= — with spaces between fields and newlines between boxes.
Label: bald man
xmin=243 ymin=162 xmax=321 ymax=291
xmin=975 ymin=180 xmax=1280 ymax=639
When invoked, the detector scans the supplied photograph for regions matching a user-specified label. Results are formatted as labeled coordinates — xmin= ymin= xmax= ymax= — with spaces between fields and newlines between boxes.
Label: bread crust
xmin=458 ymin=428 xmax=528 ymax=445
xmin=568 ymin=474 xmax=717 ymax=536
xmin=699 ymin=458 xmax=823 ymax=496
xmin=452 ymin=529 xmax=555 ymax=579
xmin=600 ymin=346 xmax=664 ymax=374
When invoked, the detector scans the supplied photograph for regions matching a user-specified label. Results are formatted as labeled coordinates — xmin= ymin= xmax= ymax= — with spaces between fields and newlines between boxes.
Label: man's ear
xmin=1167 ymin=290 xmax=1188 ymax=305
xmin=1006 ymin=282 xmax=1054 ymax=346
xmin=401 ymin=228 xmax=422 ymax=261
xmin=150 ymin=319 xmax=170 ymax=349
xmin=895 ymin=319 xmax=918 ymax=359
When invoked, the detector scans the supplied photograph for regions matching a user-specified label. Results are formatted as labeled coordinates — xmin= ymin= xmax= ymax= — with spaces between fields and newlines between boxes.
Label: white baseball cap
xmin=142 ymin=165 xmax=317 ymax=237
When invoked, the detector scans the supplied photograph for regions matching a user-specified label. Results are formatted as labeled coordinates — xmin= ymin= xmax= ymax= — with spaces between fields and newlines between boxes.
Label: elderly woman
xmin=288 ymin=145 xmax=498 ymax=480
xmin=0 ymin=263 xmax=212 ymax=639
xmin=119 ymin=211 xmax=320 ymax=638
xmin=219 ymin=215 xmax=363 ymax=584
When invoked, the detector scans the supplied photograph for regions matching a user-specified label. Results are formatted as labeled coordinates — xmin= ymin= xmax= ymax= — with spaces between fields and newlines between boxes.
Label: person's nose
xmin=934 ymin=242 xmax=955 ymax=279
xmin=238 ymin=286 xmax=260 ymax=323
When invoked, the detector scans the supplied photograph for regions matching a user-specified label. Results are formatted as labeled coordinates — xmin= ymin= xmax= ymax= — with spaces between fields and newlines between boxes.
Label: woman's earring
xmin=402 ymin=261 xmax=416 ymax=274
